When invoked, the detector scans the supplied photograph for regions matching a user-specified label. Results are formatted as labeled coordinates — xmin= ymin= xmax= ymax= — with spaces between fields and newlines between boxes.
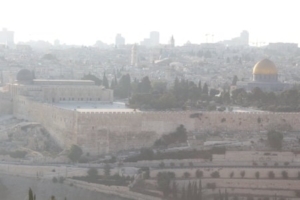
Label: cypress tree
xmin=198 ymin=179 xmax=202 ymax=200
xmin=203 ymin=83 xmax=209 ymax=95
xmin=172 ymin=181 xmax=178 ymax=198
xmin=219 ymin=189 xmax=224 ymax=200
xmin=193 ymin=181 xmax=198 ymax=200
xmin=198 ymin=80 xmax=202 ymax=93
xmin=187 ymin=181 xmax=192 ymax=200
xmin=110 ymin=79 xmax=115 ymax=89
xmin=103 ymin=73 xmax=109 ymax=89
xmin=181 ymin=185 xmax=186 ymax=200
xmin=225 ymin=189 xmax=228 ymax=200
xmin=28 ymin=188 xmax=34 ymax=200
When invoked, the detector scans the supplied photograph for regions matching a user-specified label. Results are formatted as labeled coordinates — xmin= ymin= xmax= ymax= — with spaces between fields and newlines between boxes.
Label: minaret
xmin=131 ymin=44 xmax=138 ymax=66
xmin=169 ymin=35 xmax=175 ymax=48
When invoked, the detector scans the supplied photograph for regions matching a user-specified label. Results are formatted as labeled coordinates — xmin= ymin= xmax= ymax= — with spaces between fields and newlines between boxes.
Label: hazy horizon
xmin=1 ymin=0 xmax=299 ymax=46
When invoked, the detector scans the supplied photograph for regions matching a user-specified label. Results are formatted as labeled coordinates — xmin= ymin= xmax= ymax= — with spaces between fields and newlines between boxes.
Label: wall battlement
xmin=12 ymin=96 xmax=300 ymax=155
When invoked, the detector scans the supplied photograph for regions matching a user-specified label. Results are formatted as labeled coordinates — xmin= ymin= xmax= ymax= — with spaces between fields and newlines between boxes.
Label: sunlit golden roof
xmin=253 ymin=59 xmax=278 ymax=75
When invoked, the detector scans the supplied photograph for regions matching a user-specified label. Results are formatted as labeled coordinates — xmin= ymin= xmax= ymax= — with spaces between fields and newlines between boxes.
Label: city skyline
xmin=0 ymin=0 xmax=300 ymax=46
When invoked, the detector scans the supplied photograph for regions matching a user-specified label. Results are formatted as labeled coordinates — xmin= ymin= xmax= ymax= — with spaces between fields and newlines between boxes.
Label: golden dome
xmin=253 ymin=59 xmax=278 ymax=75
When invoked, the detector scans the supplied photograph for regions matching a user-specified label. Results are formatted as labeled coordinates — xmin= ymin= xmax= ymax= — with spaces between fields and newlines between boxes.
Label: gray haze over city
xmin=1 ymin=0 xmax=300 ymax=45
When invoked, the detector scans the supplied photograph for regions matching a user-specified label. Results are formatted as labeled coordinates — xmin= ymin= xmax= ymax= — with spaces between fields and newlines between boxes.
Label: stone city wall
xmin=13 ymin=95 xmax=77 ymax=148
xmin=12 ymin=97 xmax=300 ymax=155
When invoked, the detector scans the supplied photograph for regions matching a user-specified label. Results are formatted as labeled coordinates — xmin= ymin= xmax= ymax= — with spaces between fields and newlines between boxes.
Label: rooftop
xmin=33 ymin=79 xmax=95 ymax=86
xmin=53 ymin=102 xmax=138 ymax=113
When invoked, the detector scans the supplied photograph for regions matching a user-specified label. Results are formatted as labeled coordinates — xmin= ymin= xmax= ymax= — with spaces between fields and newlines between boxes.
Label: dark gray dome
xmin=16 ymin=69 xmax=33 ymax=83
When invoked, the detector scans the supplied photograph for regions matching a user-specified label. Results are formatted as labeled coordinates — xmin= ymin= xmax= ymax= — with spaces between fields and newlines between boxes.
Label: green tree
xmin=187 ymin=181 xmax=192 ymax=200
xmin=28 ymin=188 xmax=35 ymax=200
xmin=282 ymin=170 xmax=288 ymax=179
xmin=181 ymin=185 xmax=186 ymax=200
xmin=104 ymin=163 xmax=111 ymax=177
xmin=198 ymin=180 xmax=203 ymax=200
xmin=183 ymin=172 xmax=191 ymax=179
xmin=172 ymin=181 xmax=178 ymax=198
xmin=115 ymin=74 xmax=131 ymax=98
xmin=102 ymin=73 xmax=109 ymax=88
xmin=202 ymin=83 xmax=209 ymax=95
xmin=232 ymin=75 xmax=238 ymax=86
xmin=267 ymin=130 xmax=283 ymax=150
xmin=240 ymin=171 xmax=245 ymax=178
xmin=157 ymin=172 xmax=175 ymax=197
xmin=255 ymin=171 xmax=260 ymax=179
xmin=81 ymin=73 xmax=102 ymax=85
xmin=139 ymin=148 xmax=154 ymax=160
xmin=87 ymin=168 xmax=98 ymax=178
xmin=268 ymin=171 xmax=275 ymax=179
xmin=159 ymin=161 xmax=165 ymax=168
xmin=139 ymin=76 xmax=152 ymax=93
xmin=211 ymin=171 xmax=220 ymax=178
xmin=68 ymin=145 xmax=83 ymax=162
xmin=196 ymin=169 xmax=203 ymax=178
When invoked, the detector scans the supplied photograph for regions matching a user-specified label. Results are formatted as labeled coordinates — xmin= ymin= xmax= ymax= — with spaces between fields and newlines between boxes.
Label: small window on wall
xmin=72 ymin=98 xmax=74 ymax=101
xmin=63 ymin=98 xmax=65 ymax=101
xmin=81 ymin=98 xmax=83 ymax=101
xmin=90 ymin=98 xmax=92 ymax=101
xmin=98 ymin=98 xmax=100 ymax=101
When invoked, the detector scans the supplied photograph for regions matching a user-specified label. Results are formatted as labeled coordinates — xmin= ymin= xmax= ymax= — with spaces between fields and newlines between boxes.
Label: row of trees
xmin=232 ymin=87 xmax=300 ymax=112
xmin=28 ymin=188 xmax=66 ymax=200
xmin=124 ymin=146 xmax=226 ymax=162
xmin=83 ymin=72 xmax=300 ymax=112
xmin=174 ymin=170 xmax=300 ymax=180
xmin=129 ymin=76 xmax=216 ymax=110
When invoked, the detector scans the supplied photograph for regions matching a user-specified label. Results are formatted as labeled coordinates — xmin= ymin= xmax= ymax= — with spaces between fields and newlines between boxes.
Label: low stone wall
xmin=65 ymin=179 xmax=160 ymax=200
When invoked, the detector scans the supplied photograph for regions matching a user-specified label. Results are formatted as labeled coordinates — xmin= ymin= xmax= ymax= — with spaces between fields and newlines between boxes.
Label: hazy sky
xmin=0 ymin=0 xmax=299 ymax=46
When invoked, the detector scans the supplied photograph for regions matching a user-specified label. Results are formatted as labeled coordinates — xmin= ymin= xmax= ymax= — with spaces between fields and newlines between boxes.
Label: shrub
xmin=257 ymin=117 xmax=261 ymax=123
xmin=87 ymin=168 xmax=98 ymax=178
xmin=267 ymin=130 xmax=283 ymax=150
xmin=68 ymin=145 xmax=83 ymax=162
xmin=183 ymin=172 xmax=190 ymax=179
xmin=206 ymin=183 xmax=216 ymax=190
xmin=196 ymin=169 xmax=203 ymax=178
xmin=211 ymin=171 xmax=220 ymax=178
xmin=240 ymin=171 xmax=245 ymax=178
xmin=255 ymin=171 xmax=260 ymax=179
xmin=52 ymin=177 xmax=58 ymax=183
xmin=159 ymin=161 xmax=165 ymax=168
xmin=281 ymin=171 xmax=288 ymax=179
xmin=268 ymin=171 xmax=275 ymax=179
xmin=59 ymin=176 xmax=65 ymax=183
